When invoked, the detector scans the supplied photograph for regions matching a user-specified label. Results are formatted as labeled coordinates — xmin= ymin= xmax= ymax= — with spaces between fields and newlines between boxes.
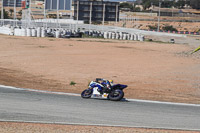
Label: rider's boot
xmin=97 ymin=89 xmax=104 ymax=94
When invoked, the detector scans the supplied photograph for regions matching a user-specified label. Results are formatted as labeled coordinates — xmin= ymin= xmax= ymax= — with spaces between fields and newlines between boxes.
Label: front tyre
xmin=81 ymin=89 xmax=93 ymax=98
xmin=108 ymin=89 xmax=124 ymax=101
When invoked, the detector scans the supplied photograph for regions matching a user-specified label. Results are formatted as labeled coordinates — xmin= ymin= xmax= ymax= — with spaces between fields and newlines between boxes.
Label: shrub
xmin=162 ymin=25 xmax=178 ymax=32
xmin=70 ymin=81 xmax=76 ymax=86
xmin=148 ymin=25 xmax=157 ymax=30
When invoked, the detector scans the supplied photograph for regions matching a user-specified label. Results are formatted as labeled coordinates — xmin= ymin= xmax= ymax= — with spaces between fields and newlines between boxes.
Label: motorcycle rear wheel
xmin=108 ymin=89 xmax=124 ymax=101
xmin=81 ymin=89 xmax=93 ymax=98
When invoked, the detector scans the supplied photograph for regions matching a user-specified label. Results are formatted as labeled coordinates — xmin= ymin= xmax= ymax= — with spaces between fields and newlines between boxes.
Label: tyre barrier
xmin=41 ymin=29 xmax=47 ymax=37
xmin=37 ymin=27 xmax=41 ymax=37
xmin=32 ymin=29 xmax=37 ymax=37
xmin=26 ymin=28 xmax=31 ymax=37
xmin=0 ymin=26 xmax=12 ymax=35
xmin=0 ymin=26 xmax=145 ymax=41
xmin=101 ymin=32 xmax=143 ymax=41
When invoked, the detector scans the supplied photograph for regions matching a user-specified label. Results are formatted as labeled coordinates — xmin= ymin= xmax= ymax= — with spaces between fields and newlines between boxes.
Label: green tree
xmin=174 ymin=0 xmax=186 ymax=8
xmin=18 ymin=10 xmax=22 ymax=16
xmin=142 ymin=0 xmax=159 ymax=10
xmin=133 ymin=7 xmax=141 ymax=12
xmin=142 ymin=0 xmax=191 ymax=10
xmin=162 ymin=25 xmax=178 ymax=32
xmin=190 ymin=0 xmax=200 ymax=9
xmin=119 ymin=2 xmax=133 ymax=10
xmin=0 ymin=9 xmax=10 ymax=19
xmin=9 ymin=9 xmax=14 ymax=17
xmin=161 ymin=1 xmax=174 ymax=8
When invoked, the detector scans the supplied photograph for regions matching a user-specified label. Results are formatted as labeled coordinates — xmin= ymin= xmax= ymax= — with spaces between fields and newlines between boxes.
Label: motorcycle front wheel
xmin=81 ymin=89 xmax=93 ymax=98
xmin=108 ymin=89 xmax=124 ymax=101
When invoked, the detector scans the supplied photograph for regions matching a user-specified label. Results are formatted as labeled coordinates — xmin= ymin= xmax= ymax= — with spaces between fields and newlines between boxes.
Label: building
xmin=74 ymin=0 xmax=119 ymax=23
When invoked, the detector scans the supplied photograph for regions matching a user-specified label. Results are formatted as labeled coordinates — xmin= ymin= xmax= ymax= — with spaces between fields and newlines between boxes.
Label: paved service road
xmin=0 ymin=86 xmax=200 ymax=131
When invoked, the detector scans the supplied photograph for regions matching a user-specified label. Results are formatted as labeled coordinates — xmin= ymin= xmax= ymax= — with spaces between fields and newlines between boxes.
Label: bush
xmin=0 ymin=9 xmax=9 ymax=19
xmin=70 ymin=81 xmax=76 ymax=86
xmin=92 ymin=21 xmax=102 ymax=25
xmin=148 ymin=25 xmax=157 ymax=30
xmin=162 ymin=25 xmax=178 ymax=32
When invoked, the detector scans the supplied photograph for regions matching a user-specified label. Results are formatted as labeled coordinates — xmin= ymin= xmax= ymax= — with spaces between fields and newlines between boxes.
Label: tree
xmin=18 ymin=10 xmax=22 ymax=16
xmin=142 ymin=0 xmax=159 ymax=10
xmin=162 ymin=25 xmax=178 ymax=32
xmin=174 ymin=0 xmax=187 ymax=9
xmin=9 ymin=9 xmax=14 ymax=17
xmin=119 ymin=2 xmax=133 ymax=10
xmin=0 ymin=9 xmax=10 ymax=19
xmin=141 ymin=0 xmax=191 ymax=10
xmin=161 ymin=1 xmax=174 ymax=8
xmin=190 ymin=0 xmax=200 ymax=9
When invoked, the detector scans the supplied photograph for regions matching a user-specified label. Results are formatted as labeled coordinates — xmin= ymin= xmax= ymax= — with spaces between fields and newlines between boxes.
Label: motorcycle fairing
xmin=91 ymin=87 xmax=108 ymax=99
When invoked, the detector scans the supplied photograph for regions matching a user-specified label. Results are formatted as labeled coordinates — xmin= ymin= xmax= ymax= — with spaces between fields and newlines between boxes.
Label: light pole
xmin=44 ymin=0 xmax=46 ymax=19
xmin=1 ymin=0 xmax=3 ymax=19
xmin=102 ymin=3 xmax=105 ymax=26
xmin=1 ymin=0 xmax=3 ymax=26
xmin=14 ymin=0 xmax=16 ymax=26
xmin=76 ymin=0 xmax=79 ymax=31
xmin=157 ymin=1 xmax=161 ymax=32
xmin=56 ymin=0 xmax=59 ymax=28
xmin=89 ymin=2 xmax=92 ymax=25
xmin=115 ymin=4 xmax=118 ymax=26
xmin=151 ymin=2 xmax=153 ymax=16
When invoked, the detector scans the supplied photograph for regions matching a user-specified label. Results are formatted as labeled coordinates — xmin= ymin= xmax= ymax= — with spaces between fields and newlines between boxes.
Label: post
xmin=56 ymin=0 xmax=59 ymax=28
xmin=44 ymin=0 xmax=46 ymax=19
xmin=57 ymin=0 xmax=59 ymax=19
xmin=151 ymin=2 xmax=153 ymax=16
xmin=76 ymin=0 xmax=79 ymax=21
xmin=14 ymin=0 xmax=16 ymax=19
xmin=89 ymin=2 xmax=92 ymax=25
xmin=115 ymin=4 xmax=118 ymax=25
xmin=50 ymin=0 xmax=52 ymax=10
xmin=64 ymin=0 xmax=66 ymax=10
xmin=157 ymin=1 xmax=161 ymax=32
xmin=1 ymin=0 xmax=3 ymax=19
xmin=102 ymin=3 xmax=105 ymax=25
xmin=76 ymin=0 xmax=79 ymax=30
xmin=29 ymin=0 xmax=31 ymax=17
xmin=14 ymin=0 xmax=16 ymax=26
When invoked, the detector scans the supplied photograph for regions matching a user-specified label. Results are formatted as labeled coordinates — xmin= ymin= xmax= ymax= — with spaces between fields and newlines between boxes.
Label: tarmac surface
xmin=0 ymin=86 xmax=200 ymax=131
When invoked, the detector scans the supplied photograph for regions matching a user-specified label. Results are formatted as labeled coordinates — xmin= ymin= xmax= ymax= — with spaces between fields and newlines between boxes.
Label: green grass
xmin=38 ymin=46 xmax=46 ymax=48
xmin=70 ymin=81 xmax=76 ymax=86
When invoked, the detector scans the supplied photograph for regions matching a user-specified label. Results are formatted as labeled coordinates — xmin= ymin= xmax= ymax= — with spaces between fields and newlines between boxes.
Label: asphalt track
xmin=0 ymin=86 xmax=200 ymax=131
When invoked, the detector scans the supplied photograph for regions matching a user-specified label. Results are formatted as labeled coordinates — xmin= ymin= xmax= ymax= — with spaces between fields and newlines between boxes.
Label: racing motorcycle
xmin=81 ymin=78 xmax=127 ymax=101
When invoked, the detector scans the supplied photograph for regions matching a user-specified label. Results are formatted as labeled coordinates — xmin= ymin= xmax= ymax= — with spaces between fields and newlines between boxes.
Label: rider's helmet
xmin=108 ymin=80 xmax=113 ymax=85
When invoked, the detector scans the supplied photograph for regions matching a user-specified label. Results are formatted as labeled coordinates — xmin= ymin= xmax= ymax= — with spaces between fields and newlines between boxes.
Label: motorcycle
xmin=81 ymin=79 xmax=127 ymax=101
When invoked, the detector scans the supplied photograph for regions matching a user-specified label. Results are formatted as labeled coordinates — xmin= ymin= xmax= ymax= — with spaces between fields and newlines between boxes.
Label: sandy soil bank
xmin=0 ymin=34 xmax=200 ymax=103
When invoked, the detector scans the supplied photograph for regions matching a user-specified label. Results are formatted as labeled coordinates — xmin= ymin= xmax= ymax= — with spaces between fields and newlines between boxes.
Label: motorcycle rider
xmin=95 ymin=78 xmax=113 ymax=94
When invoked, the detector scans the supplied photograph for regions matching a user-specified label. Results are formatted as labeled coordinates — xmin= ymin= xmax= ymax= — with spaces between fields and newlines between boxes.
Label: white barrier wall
xmin=0 ymin=26 xmax=12 ymax=35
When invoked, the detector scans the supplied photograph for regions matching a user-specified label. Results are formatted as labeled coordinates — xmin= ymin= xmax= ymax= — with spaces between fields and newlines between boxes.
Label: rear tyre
xmin=81 ymin=89 xmax=93 ymax=98
xmin=108 ymin=89 xmax=124 ymax=101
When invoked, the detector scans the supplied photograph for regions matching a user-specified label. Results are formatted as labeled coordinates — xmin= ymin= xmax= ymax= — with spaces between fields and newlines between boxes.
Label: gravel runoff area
xmin=0 ymin=34 xmax=200 ymax=132
xmin=0 ymin=122 xmax=199 ymax=133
